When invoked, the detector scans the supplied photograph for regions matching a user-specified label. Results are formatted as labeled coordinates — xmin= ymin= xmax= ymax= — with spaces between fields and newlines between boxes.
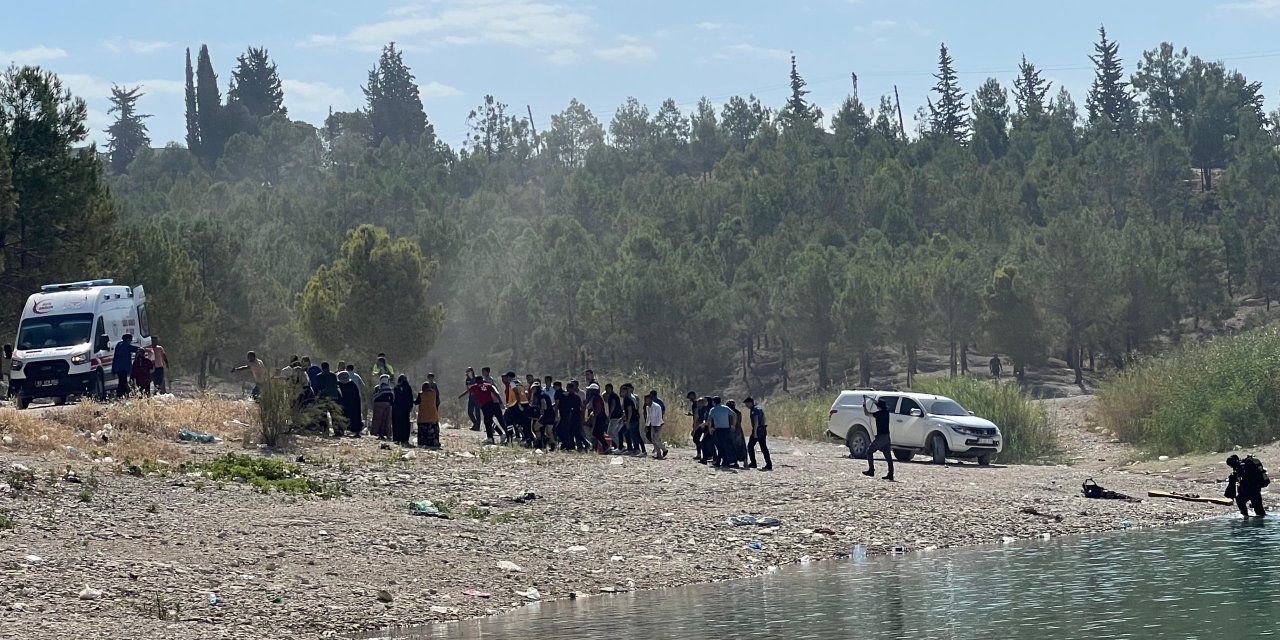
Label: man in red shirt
xmin=459 ymin=376 xmax=507 ymax=444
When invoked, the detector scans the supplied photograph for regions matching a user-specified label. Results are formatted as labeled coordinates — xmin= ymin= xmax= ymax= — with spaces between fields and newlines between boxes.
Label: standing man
xmin=460 ymin=375 xmax=505 ymax=444
xmin=644 ymin=393 xmax=667 ymax=459
xmin=863 ymin=396 xmax=895 ymax=481
xmin=622 ymin=383 xmax=644 ymax=456
xmin=315 ymin=362 xmax=342 ymax=436
xmin=344 ymin=364 xmax=366 ymax=422
xmin=301 ymin=356 xmax=321 ymax=388
xmin=556 ymin=381 xmax=583 ymax=451
xmin=111 ymin=334 xmax=140 ymax=397
xmin=1226 ymin=455 xmax=1268 ymax=518
xmin=707 ymin=397 xmax=736 ymax=469
xmin=745 ymin=397 xmax=772 ymax=471
xmin=989 ymin=354 xmax=1003 ymax=380
xmin=231 ymin=351 xmax=269 ymax=399
xmin=150 ymin=338 xmax=169 ymax=394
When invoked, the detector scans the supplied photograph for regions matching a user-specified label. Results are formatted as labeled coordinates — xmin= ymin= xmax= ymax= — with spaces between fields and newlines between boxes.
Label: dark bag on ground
xmin=1082 ymin=478 xmax=1139 ymax=502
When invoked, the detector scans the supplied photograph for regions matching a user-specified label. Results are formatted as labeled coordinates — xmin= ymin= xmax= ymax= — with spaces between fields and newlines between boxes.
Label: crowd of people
xmin=109 ymin=333 xmax=169 ymax=397
xmin=230 ymin=355 xmax=773 ymax=470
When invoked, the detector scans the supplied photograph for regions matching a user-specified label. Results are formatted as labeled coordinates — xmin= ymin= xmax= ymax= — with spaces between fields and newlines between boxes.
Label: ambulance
xmin=4 ymin=279 xmax=151 ymax=409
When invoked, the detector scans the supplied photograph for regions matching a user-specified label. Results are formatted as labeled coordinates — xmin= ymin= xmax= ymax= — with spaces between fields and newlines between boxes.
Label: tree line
xmin=2 ymin=27 xmax=1279 ymax=392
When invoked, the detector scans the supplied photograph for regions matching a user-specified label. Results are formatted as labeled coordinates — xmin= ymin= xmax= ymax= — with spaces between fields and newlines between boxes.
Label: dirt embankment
xmin=0 ymin=398 xmax=1243 ymax=639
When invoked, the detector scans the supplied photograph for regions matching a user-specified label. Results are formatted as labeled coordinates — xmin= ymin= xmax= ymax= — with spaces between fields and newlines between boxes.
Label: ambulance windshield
xmin=16 ymin=313 xmax=94 ymax=350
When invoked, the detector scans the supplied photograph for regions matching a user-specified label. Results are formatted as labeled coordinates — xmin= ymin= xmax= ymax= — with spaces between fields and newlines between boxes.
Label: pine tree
xmin=184 ymin=48 xmax=200 ymax=154
xmin=1086 ymin=25 xmax=1136 ymax=132
xmin=363 ymin=43 xmax=433 ymax=146
xmin=104 ymin=85 xmax=151 ymax=173
xmin=195 ymin=44 xmax=226 ymax=163
xmin=970 ymin=78 xmax=1009 ymax=162
xmin=1012 ymin=54 xmax=1052 ymax=124
xmin=228 ymin=47 xmax=286 ymax=118
xmin=782 ymin=54 xmax=818 ymax=128
xmin=927 ymin=43 xmax=969 ymax=142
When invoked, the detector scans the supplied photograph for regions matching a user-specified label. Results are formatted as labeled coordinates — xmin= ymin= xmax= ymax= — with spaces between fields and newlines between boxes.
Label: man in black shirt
xmin=556 ymin=381 xmax=583 ymax=452
xmin=863 ymin=397 xmax=895 ymax=481
xmin=1226 ymin=455 xmax=1267 ymax=518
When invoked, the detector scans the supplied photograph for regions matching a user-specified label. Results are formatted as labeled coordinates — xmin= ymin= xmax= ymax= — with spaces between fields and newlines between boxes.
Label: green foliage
xmin=982 ymin=265 xmax=1043 ymax=375
xmin=105 ymin=85 xmax=151 ymax=173
xmin=202 ymin=453 xmax=346 ymax=497
xmin=0 ymin=509 xmax=13 ymax=530
xmin=1086 ymin=25 xmax=1136 ymax=132
xmin=298 ymin=224 xmax=444 ymax=362
xmin=914 ymin=376 xmax=1056 ymax=463
xmin=364 ymin=43 xmax=432 ymax=146
xmin=1097 ymin=327 xmax=1280 ymax=454
xmin=928 ymin=43 xmax=968 ymax=142
xmin=763 ymin=394 xmax=832 ymax=440
xmin=0 ymin=65 xmax=114 ymax=327
xmin=228 ymin=47 xmax=286 ymax=119
xmin=255 ymin=378 xmax=318 ymax=446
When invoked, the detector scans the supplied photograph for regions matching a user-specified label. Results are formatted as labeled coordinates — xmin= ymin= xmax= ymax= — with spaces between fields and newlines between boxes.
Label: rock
xmin=610 ymin=457 xmax=624 ymax=465
xmin=430 ymin=605 xmax=453 ymax=614
xmin=1158 ymin=455 xmax=1170 ymax=462
xmin=496 ymin=560 xmax=524 ymax=573
xmin=1 ymin=435 xmax=13 ymax=445
xmin=24 ymin=555 xmax=43 ymax=564
xmin=610 ymin=555 xmax=624 ymax=562
xmin=376 ymin=590 xmax=394 ymax=603
xmin=79 ymin=585 xmax=103 ymax=600
xmin=567 ymin=546 xmax=588 ymax=553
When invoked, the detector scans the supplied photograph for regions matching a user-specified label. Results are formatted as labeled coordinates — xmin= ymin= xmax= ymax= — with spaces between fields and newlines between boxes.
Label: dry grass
xmin=0 ymin=395 xmax=255 ymax=465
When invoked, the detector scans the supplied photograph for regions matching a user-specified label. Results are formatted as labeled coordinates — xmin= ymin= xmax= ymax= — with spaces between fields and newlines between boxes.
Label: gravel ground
xmin=0 ymin=409 xmax=1236 ymax=639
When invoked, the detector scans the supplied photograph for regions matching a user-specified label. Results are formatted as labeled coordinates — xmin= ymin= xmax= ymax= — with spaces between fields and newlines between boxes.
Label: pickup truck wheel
xmin=16 ymin=395 xmax=31 ymax=410
xmin=53 ymin=396 xmax=67 ymax=406
xmin=929 ymin=433 xmax=948 ymax=465
xmin=893 ymin=449 xmax=914 ymax=462
xmin=846 ymin=427 xmax=870 ymax=459
xmin=977 ymin=454 xmax=992 ymax=466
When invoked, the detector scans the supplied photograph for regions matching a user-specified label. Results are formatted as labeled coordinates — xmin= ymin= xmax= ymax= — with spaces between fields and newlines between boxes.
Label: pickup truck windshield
xmin=925 ymin=399 xmax=969 ymax=416
xmin=16 ymin=313 xmax=94 ymax=350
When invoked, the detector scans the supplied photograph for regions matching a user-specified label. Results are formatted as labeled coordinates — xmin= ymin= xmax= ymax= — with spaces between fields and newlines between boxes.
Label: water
xmin=400 ymin=517 xmax=1277 ymax=639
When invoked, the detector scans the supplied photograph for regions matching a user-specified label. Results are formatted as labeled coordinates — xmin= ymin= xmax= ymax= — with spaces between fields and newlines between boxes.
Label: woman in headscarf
xmin=371 ymin=375 xmax=395 ymax=439
xmin=392 ymin=374 xmax=415 ymax=445
xmin=130 ymin=349 xmax=154 ymax=396
xmin=337 ymin=371 xmax=363 ymax=437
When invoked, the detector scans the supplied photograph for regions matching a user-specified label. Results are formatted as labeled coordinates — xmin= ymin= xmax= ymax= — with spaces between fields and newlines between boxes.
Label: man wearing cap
xmin=745 ymin=397 xmax=772 ymax=471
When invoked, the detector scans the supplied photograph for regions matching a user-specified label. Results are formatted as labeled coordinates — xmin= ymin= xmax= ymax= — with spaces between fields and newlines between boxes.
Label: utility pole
xmin=526 ymin=105 xmax=542 ymax=153
xmin=893 ymin=85 xmax=906 ymax=139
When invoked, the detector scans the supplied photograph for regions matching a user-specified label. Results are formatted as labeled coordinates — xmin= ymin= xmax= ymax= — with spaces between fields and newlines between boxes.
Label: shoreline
xmin=0 ymin=406 xmax=1235 ymax=639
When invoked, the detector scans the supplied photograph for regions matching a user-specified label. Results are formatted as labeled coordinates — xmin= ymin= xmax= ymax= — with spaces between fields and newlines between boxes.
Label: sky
xmin=4 ymin=0 xmax=1280 ymax=149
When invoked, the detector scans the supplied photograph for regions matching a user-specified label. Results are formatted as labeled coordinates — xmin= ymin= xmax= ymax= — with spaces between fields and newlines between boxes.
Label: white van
xmin=5 ymin=279 xmax=151 ymax=409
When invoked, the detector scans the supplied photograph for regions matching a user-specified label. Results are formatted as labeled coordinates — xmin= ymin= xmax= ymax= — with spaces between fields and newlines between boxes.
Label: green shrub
xmin=1097 ymin=327 xmax=1280 ymax=454
xmin=202 ymin=453 xmax=346 ymax=497
xmin=914 ymin=376 xmax=1056 ymax=463
xmin=255 ymin=379 xmax=323 ymax=446
xmin=765 ymin=394 xmax=834 ymax=440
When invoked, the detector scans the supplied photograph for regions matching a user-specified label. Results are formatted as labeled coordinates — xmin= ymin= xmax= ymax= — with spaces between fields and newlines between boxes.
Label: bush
xmin=202 ymin=453 xmax=345 ymax=497
xmin=914 ymin=376 xmax=1056 ymax=463
xmin=255 ymin=379 xmax=322 ymax=446
xmin=1096 ymin=327 xmax=1280 ymax=455
xmin=765 ymin=394 xmax=833 ymax=440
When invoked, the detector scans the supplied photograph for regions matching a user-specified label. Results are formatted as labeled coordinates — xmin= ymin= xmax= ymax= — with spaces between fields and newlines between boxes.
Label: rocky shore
xmin=0 ymin=404 xmax=1230 ymax=639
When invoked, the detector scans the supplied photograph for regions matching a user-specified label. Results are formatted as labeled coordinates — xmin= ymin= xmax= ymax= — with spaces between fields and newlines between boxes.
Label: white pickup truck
xmin=826 ymin=390 xmax=1003 ymax=465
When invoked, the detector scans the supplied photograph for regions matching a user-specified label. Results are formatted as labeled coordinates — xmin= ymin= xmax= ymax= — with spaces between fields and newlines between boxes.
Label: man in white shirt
xmin=644 ymin=393 xmax=667 ymax=460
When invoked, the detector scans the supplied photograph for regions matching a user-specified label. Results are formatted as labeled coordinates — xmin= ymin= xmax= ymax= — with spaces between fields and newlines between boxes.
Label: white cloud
xmin=696 ymin=21 xmax=736 ymax=30
xmin=103 ymin=39 xmax=174 ymax=54
xmin=616 ymin=34 xmax=641 ymax=44
xmin=420 ymin=81 xmax=463 ymax=99
xmin=0 ymin=45 xmax=69 ymax=65
xmin=594 ymin=44 xmax=657 ymax=63
xmin=302 ymin=0 xmax=593 ymax=51
xmin=283 ymin=79 xmax=356 ymax=116
xmin=854 ymin=18 xmax=932 ymax=39
xmin=547 ymin=48 xmax=579 ymax=65
xmin=1218 ymin=0 xmax=1280 ymax=17
xmin=714 ymin=43 xmax=790 ymax=62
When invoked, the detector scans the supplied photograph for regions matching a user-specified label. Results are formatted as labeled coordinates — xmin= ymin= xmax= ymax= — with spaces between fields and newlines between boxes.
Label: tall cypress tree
xmin=228 ymin=47 xmax=286 ymax=118
xmin=1086 ymin=25 xmax=1136 ymax=132
xmin=927 ymin=43 xmax=969 ymax=142
xmin=195 ymin=44 xmax=225 ymax=163
xmin=363 ymin=43 xmax=433 ymax=146
xmin=104 ymin=85 xmax=151 ymax=173
xmin=184 ymin=48 xmax=200 ymax=154
xmin=1012 ymin=54 xmax=1052 ymax=125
